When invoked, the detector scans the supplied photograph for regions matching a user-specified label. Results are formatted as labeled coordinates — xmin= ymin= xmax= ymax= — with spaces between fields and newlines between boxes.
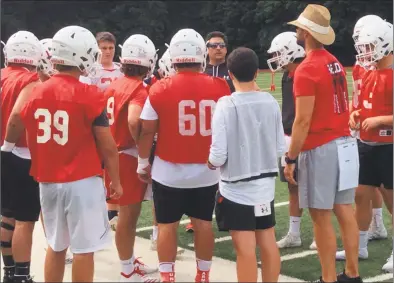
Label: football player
xmin=267 ymin=31 xmax=318 ymax=250
xmin=3 ymin=25 xmax=122 ymax=282
xmin=137 ymin=28 xmax=231 ymax=282
xmin=0 ymin=30 xmax=42 ymax=283
xmin=103 ymin=34 xmax=159 ymax=282
xmin=346 ymin=19 xmax=393 ymax=273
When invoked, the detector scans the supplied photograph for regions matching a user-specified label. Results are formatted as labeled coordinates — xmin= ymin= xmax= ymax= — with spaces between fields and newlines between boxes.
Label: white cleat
xmin=382 ymin=252 xmax=393 ymax=273
xmin=120 ymin=267 xmax=159 ymax=282
xmin=134 ymin=258 xmax=158 ymax=274
xmin=309 ymin=240 xmax=317 ymax=250
xmin=335 ymin=248 xmax=368 ymax=261
xmin=276 ymin=233 xmax=302 ymax=249
xmin=368 ymin=221 xmax=388 ymax=240
xmin=109 ymin=216 xmax=118 ymax=231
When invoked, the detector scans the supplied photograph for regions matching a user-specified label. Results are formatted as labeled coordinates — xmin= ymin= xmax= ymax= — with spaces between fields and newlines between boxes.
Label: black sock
xmin=14 ymin=261 xmax=30 ymax=277
xmin=108 ymin=210 xmax=118 ymax=221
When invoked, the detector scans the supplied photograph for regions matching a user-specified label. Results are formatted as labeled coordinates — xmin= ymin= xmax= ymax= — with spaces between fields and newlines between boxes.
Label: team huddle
xmin=0 ymin=3 xmax=393 ymax=283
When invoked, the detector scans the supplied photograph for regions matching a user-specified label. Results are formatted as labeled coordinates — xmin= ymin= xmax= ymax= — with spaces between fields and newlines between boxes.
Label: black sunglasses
xmin=207 ymin=42 xmax=226 ymax=49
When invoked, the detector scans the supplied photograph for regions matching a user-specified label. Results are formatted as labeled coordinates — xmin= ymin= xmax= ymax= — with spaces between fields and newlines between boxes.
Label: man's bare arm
xmin=137 ymin=120 xmax=158 ymax=160
xmin=287 ymin=96 xmax=315 ymax=160
xmin=128 ymin=103 xmax=143 ymax=143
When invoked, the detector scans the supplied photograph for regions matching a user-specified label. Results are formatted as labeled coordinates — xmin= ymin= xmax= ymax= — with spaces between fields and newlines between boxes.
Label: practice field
xmin=135 ymin=70 xmax=394 ymax=282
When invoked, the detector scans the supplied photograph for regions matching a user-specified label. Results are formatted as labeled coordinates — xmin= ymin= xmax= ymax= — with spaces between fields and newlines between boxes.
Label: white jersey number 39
xmin=34 ymin=108 xmax=69 ymax=145
xmin=178 ymin=100 xmax=216 ymax=136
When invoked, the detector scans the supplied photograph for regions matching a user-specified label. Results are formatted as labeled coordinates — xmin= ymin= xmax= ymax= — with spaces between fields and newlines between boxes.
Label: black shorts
xmin=1 ymin=152 xmax=40 ymax=221
xmin=152 ymin=180 xmax=217 ymax=224
xmin=278 ymin=157 xmax=298 ymax=183
xmin=358 ymin=142 xmax=393 ymax=190
xmin=215 ymin=191 xmax=276 ymax=231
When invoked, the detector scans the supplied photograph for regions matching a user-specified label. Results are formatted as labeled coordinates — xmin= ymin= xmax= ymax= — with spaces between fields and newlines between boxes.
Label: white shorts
xmin=40 ymin=176 xmax=111 ymax=254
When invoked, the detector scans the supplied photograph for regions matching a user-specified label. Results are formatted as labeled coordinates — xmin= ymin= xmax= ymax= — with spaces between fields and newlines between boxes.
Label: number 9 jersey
xmin=20 ymin=74 xmax=107 ymax=183
xmin=148 ymin=72 xmax=231 ymax=164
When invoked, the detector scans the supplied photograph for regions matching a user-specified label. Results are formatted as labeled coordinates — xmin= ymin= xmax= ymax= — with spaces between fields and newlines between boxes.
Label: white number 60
xmin=178 ymin=100 xmax=216 ymax=136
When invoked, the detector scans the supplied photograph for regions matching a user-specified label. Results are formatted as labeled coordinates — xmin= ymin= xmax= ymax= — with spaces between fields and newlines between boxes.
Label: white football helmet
xmin=353 ymin=15 xmax=384 ymax=44
xmin=3 ymin=31 xmax=42 ymax=66
xmin=51 ymin=26 xmax=100 ymax=76
xmin=158 ymin=45 xmax=176 ymax=77
xmin=38 ymin=38 xmax=55 ymax=76
xmin=267 ymin=32 xmax=305 ymax=72
xmin=169 ymin=28 xmax=207 ymax=72
xmin=119 ymin=34 xmax=157 ymax=78
xmin=355 ymin=20 xmax=393 ymax=68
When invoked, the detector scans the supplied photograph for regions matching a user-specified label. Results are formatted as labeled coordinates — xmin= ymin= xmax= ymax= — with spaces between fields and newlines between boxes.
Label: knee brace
xmin=0 ymin=222 xmax=14 ymax=248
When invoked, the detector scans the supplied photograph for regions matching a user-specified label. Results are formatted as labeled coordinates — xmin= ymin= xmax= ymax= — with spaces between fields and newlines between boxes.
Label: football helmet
xmin=158 ymin=44 xmax=176 ymax=77
xmin=51 ymin=25 xmax=100 ymax=76
xmin=267 ymin=32 xmax=305 ymax=72
xmin=38 ymin=38 xmax=55 ymax=76
xmin=353 ymin=15 xmax=384 ymax=44
xmin=119 ymin=34 xmax=157 ymax=78
xmin=3 ymin=31 xmax=42 ymax=66
xmin=169 ymin=28 xmax=207 ymax=72
xmin=355 ymin=20 xmax=393 ymax=68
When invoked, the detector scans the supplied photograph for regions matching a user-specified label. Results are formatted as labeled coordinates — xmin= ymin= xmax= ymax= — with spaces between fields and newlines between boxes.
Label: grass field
xmin=135 ymin=70 xmax=393 ymax=282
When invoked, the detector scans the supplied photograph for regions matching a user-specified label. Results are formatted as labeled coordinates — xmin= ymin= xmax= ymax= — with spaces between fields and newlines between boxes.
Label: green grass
xmin=135 ymin=71 xmax=393 ymax=281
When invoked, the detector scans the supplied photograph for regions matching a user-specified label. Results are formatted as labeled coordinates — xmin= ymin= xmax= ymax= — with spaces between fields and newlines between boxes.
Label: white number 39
xmin=178 ymin=100 xmax=216 ymax=136
xmin=34 ymin=108 xmax=69 ymax=145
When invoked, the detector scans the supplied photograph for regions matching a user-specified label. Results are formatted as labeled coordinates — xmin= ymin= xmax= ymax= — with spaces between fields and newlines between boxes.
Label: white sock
xmin=153 ymin=226 xmax=158 ymax=241
xmin=196 ymin=259 xmax=212 ymax=271
xmin=373 ymin=208 xmax=383 ymax=225
xmin=159 ymin=262 xmax=175 ymax=273
xmin=289 ymin=216 xmax=301 ymax=235
xmin=121 ymin=255 xmax=135 ymax=275
xmin=359 ymin=231 xmax=368 ymax=250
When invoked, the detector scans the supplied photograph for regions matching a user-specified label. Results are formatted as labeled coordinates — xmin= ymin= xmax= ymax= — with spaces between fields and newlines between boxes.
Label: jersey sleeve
xmin=294 ymin=63 xmax=317 ymax=97
xmin=130 ymin=87 xmax=148 ymax=108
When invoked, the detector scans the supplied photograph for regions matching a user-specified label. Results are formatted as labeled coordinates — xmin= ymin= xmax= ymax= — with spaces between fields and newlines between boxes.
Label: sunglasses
xmin=207 ymin=42 xmax=227 ymax=49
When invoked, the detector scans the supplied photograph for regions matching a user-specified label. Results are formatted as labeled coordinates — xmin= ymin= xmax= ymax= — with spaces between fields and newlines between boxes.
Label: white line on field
xmin=364 ymin=273 xmax=393 ymax=282
xmin=137 ymin=201 xmax=289 ymax=233
xmin=257 ymin=250 xmax=318 ymax=265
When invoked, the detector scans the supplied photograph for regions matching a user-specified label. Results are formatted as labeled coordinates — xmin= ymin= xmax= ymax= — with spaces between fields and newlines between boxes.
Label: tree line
xmin=1 ymin=0 xmax=393 ymax=68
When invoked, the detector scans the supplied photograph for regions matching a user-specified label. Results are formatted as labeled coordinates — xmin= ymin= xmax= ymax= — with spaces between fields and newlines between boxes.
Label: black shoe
xmin=3 ymin=268 xmax=14 ymax=283
xmin=337 ymin=271 xmax=363 ymax=283
xmin=315 ymin=276 xmax=338 ymax=283
xmin=13 ymin=275 xmax=35 ymax=283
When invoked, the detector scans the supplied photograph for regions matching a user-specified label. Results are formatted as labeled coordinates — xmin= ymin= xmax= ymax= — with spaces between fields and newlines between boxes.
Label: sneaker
xmin=134 ymin=258 xmax=158 ymax=274
xmin=195 ymin=269 xmax=209 ymax=283
xmin=150 ymin=235 xmax=157 ymax=251
xmin=110 ymin=216 xmax=118 ymax=231
xmin=337 ymin=271 xmax=363 ymax=283
xmin=382 ymin=252 xmax=393 ymax=273
xmin=335 ymin=248 xmax=368 ymax=261
xmin=368 ymin=219 xmax=388 ymax=240
xmin=276 ymin=232 xmax=302 ymax=248
xmin=13 ymin=275 xmax=35 ymax=283
xmin=310 ymin=239 xmax=317 ymax=250
xmin=120 ymin=266 xmax=159 ymax=282
xmin=185 ymin=223 xmax=194 ymax=233
xmin=160 ymin=272 xmax=175 ymax=283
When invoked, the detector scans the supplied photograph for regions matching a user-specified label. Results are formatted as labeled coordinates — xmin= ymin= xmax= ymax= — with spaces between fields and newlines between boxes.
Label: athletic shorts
xmin=1 ymin=152 xmax=40 ymax=222
xmin=298 ymin=137 xmax=356 ymax=210
xmin=215 ymin=191 xmax=275 ymax=231
xmin=358 ymin=142 xmax=393 ymax=189
xmin=105 ymin=153 xmax=146 ymax=206
xmin=40 ymin=176 xmax=111 ymax=254
xmin=152 ymin=180 xmax=217 ymax=224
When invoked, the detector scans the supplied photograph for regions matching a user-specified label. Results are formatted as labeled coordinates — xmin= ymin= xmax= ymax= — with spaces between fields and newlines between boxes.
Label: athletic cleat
xmin=309 ymin=239 xmax=317 ymax=250
xmin=335 ymin=248 xmax=368 ymax=261
xmin=110 ymin=216 xmax=118 ymax=231
xmin=276 ymin=232 xmax=302 ymax=248
xmin=185 ymin=223 xmax=194 ymax=233
xmin=382 ymin=252 xmax=393 ymax=273
xmin=368 ymin=220 xmax=388 ymax=240
xmin=134 ymin=258 xmax=158 ymax=274
xmin=13 ymin=275 xmax=35 ymax=283
xmin=120 ymin=266 xmax=159 ymax=282
xmin=2 ymin=268 xmax=14 ymax=283
xmin=195 ymin=269 xmax=209 ymax=283
xmin=160 ymin=272 xmax=175 ymax=282
xmin=337 ymin=271 xmax=363 ymax=283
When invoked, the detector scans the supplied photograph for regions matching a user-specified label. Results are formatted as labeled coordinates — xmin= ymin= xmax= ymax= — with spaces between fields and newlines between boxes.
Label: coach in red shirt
xmin=284 ymin=5 xmax=362 ymax=283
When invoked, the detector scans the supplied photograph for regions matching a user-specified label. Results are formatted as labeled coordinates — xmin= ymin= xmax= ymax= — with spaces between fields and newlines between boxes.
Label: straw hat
xmin=288 ymin=4 xmax=335 ymax=45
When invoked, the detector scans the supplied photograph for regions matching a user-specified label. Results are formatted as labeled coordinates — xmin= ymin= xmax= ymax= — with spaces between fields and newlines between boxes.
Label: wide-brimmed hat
xmin=288 ymin=4 xmax=335 ymax=46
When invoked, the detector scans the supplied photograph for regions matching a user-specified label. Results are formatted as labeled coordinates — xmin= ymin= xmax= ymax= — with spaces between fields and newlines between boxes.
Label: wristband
xmin=1 ymin=141 xmax=15 ymax=152
xmin=137 ymin=157 xmax=150 ymax=174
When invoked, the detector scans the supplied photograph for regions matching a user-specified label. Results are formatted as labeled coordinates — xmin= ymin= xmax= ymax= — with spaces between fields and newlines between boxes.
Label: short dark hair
xmin=121 ymin=64 xmax=149 ymax=77
xmin=96 ymin=32 xmax=116 ymax=44
xmin=227 ymin=47 xmax=258 ymax=82
xmin=54 ymin=64 xmax=78 ymax=72
xmin=173 ymin=62 xmax=201 ymax=70
xmin=205 ymin=31 xmax=228 ymax=46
